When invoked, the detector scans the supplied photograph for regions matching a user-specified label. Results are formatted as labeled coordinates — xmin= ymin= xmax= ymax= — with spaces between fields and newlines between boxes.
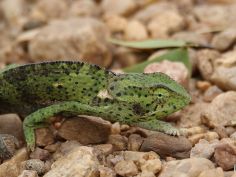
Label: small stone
xmin=174 ymin=31 xmax=211 ymax=47
xmin=120 ymin=124 xmax=130 ymax=131
xmin=147 ymin=11 xmax=185 ymax=38
xmin=57 ymin=116 xmax=111 ymax=145
xmin=111 ymin=122 xmax=121 ymax=134
xmin=188 ymin=132 xmax=219 ymax=145
xmin=30 ymin=147 xmax=50 ymax=161
xmin=128 ymin=134 xmax=143 ymax=151
xmin=44 ymin=142 xmax=61 ymax=153
xmin=158 ymin=158 xmax=215 ymax=177
xmin=226 ymin=127 xmax=236 ymax=137
xmin=0 ymin=148 xmax=28 ymax=177
xmin=197 ymin=49 xmax=220 ymax=81
xmin=230 ymin=132 xmax=236 ymax=140
xmin=31 ymin=0 xmax=68 ymax=20
xmin=133 ymin=2 xmax=177 ymax=23
xmin=106 ymin=154 xmax=124 ymax=166
xmin=101 ymin=0 xmax=137 ymax=16
xmin=25 ymin=159 xmax=46 ymax=175
xmin=214 ymin=138 xmax=236 ymax=170
xmin=210 ymin=50 xmax=236 ymax=90
xmin=44 ymin=146 xmax=100 ymax=177
xmin=203 ymin=85 xmax=223 ymax=102
xmin=1 ymin=0 xmax=25 ymax=25
xmin=198 ymin=167 xmax=224 ymax=177
xmin=193 ymin=5 xmax=232 ymax=28
xmin=52 ymin=141 xmax=81 ymax=160
xmin=140 ymin=132 xmax=192 ymax=158
xmin=99 ymin=166 xmax=116 ymax=177
xmin=177 ymin=102 xmax=210 ymax=128
xmin=35 ymin=128 xmax=54 ymax=147
xmin=144 ymin=60 xmax=189 ymax=88
xmin=211 ymin=28 xmax=236 ymax=51
xmin=140 ymin=159 xmax=162 ymax=174
xmin=93 ymin=144 xmax=113 ymax=156
xmin=0 ymin=114 xmax=24 ymax=145
xmin=114 ymin=160 xmax=138 ymax=176
xmin=104 ymin=14 xmax=127 ymax=33
xmin=69 ymin=0 xmax=100 ymax=17
xmin=124 ymin=21 xmax=148 ymax=41
xmin=107 ymin=134 xmax=127 ymax=151
xmin=18 ymin=170 xmax=38 ymax=177
xmin=196 ymin=81 xmax=211 ymax=92
xmin=201 ymin=91 xmax=236 ymax=128
xmin=214 ymin=126 xmax=229 ymax=139
xmin=190 ymin=139 xmax=219 ymax=159
xmin=123 ymin=151 xmax=159 ymax=163
xmin=0 ymin=134 xmax=19 ymax=161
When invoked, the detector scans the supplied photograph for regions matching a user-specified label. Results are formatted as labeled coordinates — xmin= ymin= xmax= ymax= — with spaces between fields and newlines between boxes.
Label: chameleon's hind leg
xmin=132 ymin=119 xmax=180 ymax=136
xmin=23 ymin=101 xmax=98 ymax=151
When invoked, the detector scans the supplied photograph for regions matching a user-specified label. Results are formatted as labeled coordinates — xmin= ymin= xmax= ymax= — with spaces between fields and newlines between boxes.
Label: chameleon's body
xmin=0 ymin=61 xmax=191 ymax=151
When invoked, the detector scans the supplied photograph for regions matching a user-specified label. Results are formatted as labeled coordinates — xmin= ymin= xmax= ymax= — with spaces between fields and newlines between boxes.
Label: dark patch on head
xmin=132 ymin=103 xmax=145 ymax=116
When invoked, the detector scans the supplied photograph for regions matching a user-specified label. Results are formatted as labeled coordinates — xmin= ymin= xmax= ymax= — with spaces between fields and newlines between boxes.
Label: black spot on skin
xmin=64 ymin=70 xmax=70 ymax=75
xmin=57 ymin=85 xmax=63 ymax=89
xmin=75 ymin=82 xmax=78 ymax=84
xmin=110 ymin=86 xmax=114 ymax=90
xmin=104 ymin=98 xmax=110 ymax=102
xmin=116 ymin=92 xmax=121 ymax=97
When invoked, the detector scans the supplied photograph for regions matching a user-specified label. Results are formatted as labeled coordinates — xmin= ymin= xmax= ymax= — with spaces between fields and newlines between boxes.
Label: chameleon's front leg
xmin=23 ymin=101 xmax=98 ymax=151
xmin=132 ymin=119 xmax=180 ymax=136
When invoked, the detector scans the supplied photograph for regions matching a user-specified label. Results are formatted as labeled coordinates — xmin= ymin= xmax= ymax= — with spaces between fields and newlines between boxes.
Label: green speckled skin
xmin=0 ymin=61 xmax=191 ymax=151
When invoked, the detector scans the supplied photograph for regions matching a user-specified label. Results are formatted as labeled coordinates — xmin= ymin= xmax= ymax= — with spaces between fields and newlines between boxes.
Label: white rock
xmin=44 ymin=146 xmax=100 ymax=177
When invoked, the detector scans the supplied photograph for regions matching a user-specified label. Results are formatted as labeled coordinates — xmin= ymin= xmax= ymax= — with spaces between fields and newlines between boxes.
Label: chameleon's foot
xmin=133 ymin=120 xmax=181 ymax=136
xmin=164 ymin=127 xmax=180 ymax=136
xmin=23 ymin=125 xmax=36 ymax=151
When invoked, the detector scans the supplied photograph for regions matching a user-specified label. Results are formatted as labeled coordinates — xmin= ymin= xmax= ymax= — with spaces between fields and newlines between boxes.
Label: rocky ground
xmin=0 ymin=0 xmax=236 ymax=177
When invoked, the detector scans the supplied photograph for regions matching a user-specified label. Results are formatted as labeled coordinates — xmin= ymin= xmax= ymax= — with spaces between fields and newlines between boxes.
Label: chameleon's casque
xmin=0 ymin=61 xmax=191 ymax=150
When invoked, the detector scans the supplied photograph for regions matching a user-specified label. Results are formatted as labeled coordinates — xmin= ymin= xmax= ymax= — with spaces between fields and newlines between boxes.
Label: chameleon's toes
xmin=26 ymin=142 xmax=35 ymax=152
xmin=165 ymin=128 xmax=180 ymax=136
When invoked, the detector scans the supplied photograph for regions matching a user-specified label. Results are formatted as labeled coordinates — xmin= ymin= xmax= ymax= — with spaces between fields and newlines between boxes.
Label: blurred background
xmin=0 ymin=0 xmax=236 ymax=69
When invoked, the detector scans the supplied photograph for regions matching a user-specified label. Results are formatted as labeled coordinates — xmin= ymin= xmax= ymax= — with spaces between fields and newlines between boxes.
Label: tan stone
xmin=0 ymin=148 xmax=28 ymax=177
xmin=124 ymin=21 xmax=148 ymax=41
xmin=44 ymin=146 xmax=100 ymax=177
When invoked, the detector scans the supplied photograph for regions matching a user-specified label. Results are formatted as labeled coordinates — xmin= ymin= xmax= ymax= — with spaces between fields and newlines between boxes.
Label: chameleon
xmin=0 ymin=61 xmax=191 ymax=151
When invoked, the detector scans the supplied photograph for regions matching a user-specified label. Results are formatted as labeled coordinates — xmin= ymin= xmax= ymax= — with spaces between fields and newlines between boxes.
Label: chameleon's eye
xmin=154 ymin=88 xmax=170 ymax=98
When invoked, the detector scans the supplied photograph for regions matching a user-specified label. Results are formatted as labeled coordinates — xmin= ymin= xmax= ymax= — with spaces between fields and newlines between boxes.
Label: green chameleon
xmin=0 ymin=61 xmax=191 ymax=151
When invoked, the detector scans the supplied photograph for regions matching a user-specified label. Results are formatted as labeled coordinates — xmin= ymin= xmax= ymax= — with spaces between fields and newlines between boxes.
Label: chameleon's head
xmin=108 ymin=72 xmax=191 ymax=118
